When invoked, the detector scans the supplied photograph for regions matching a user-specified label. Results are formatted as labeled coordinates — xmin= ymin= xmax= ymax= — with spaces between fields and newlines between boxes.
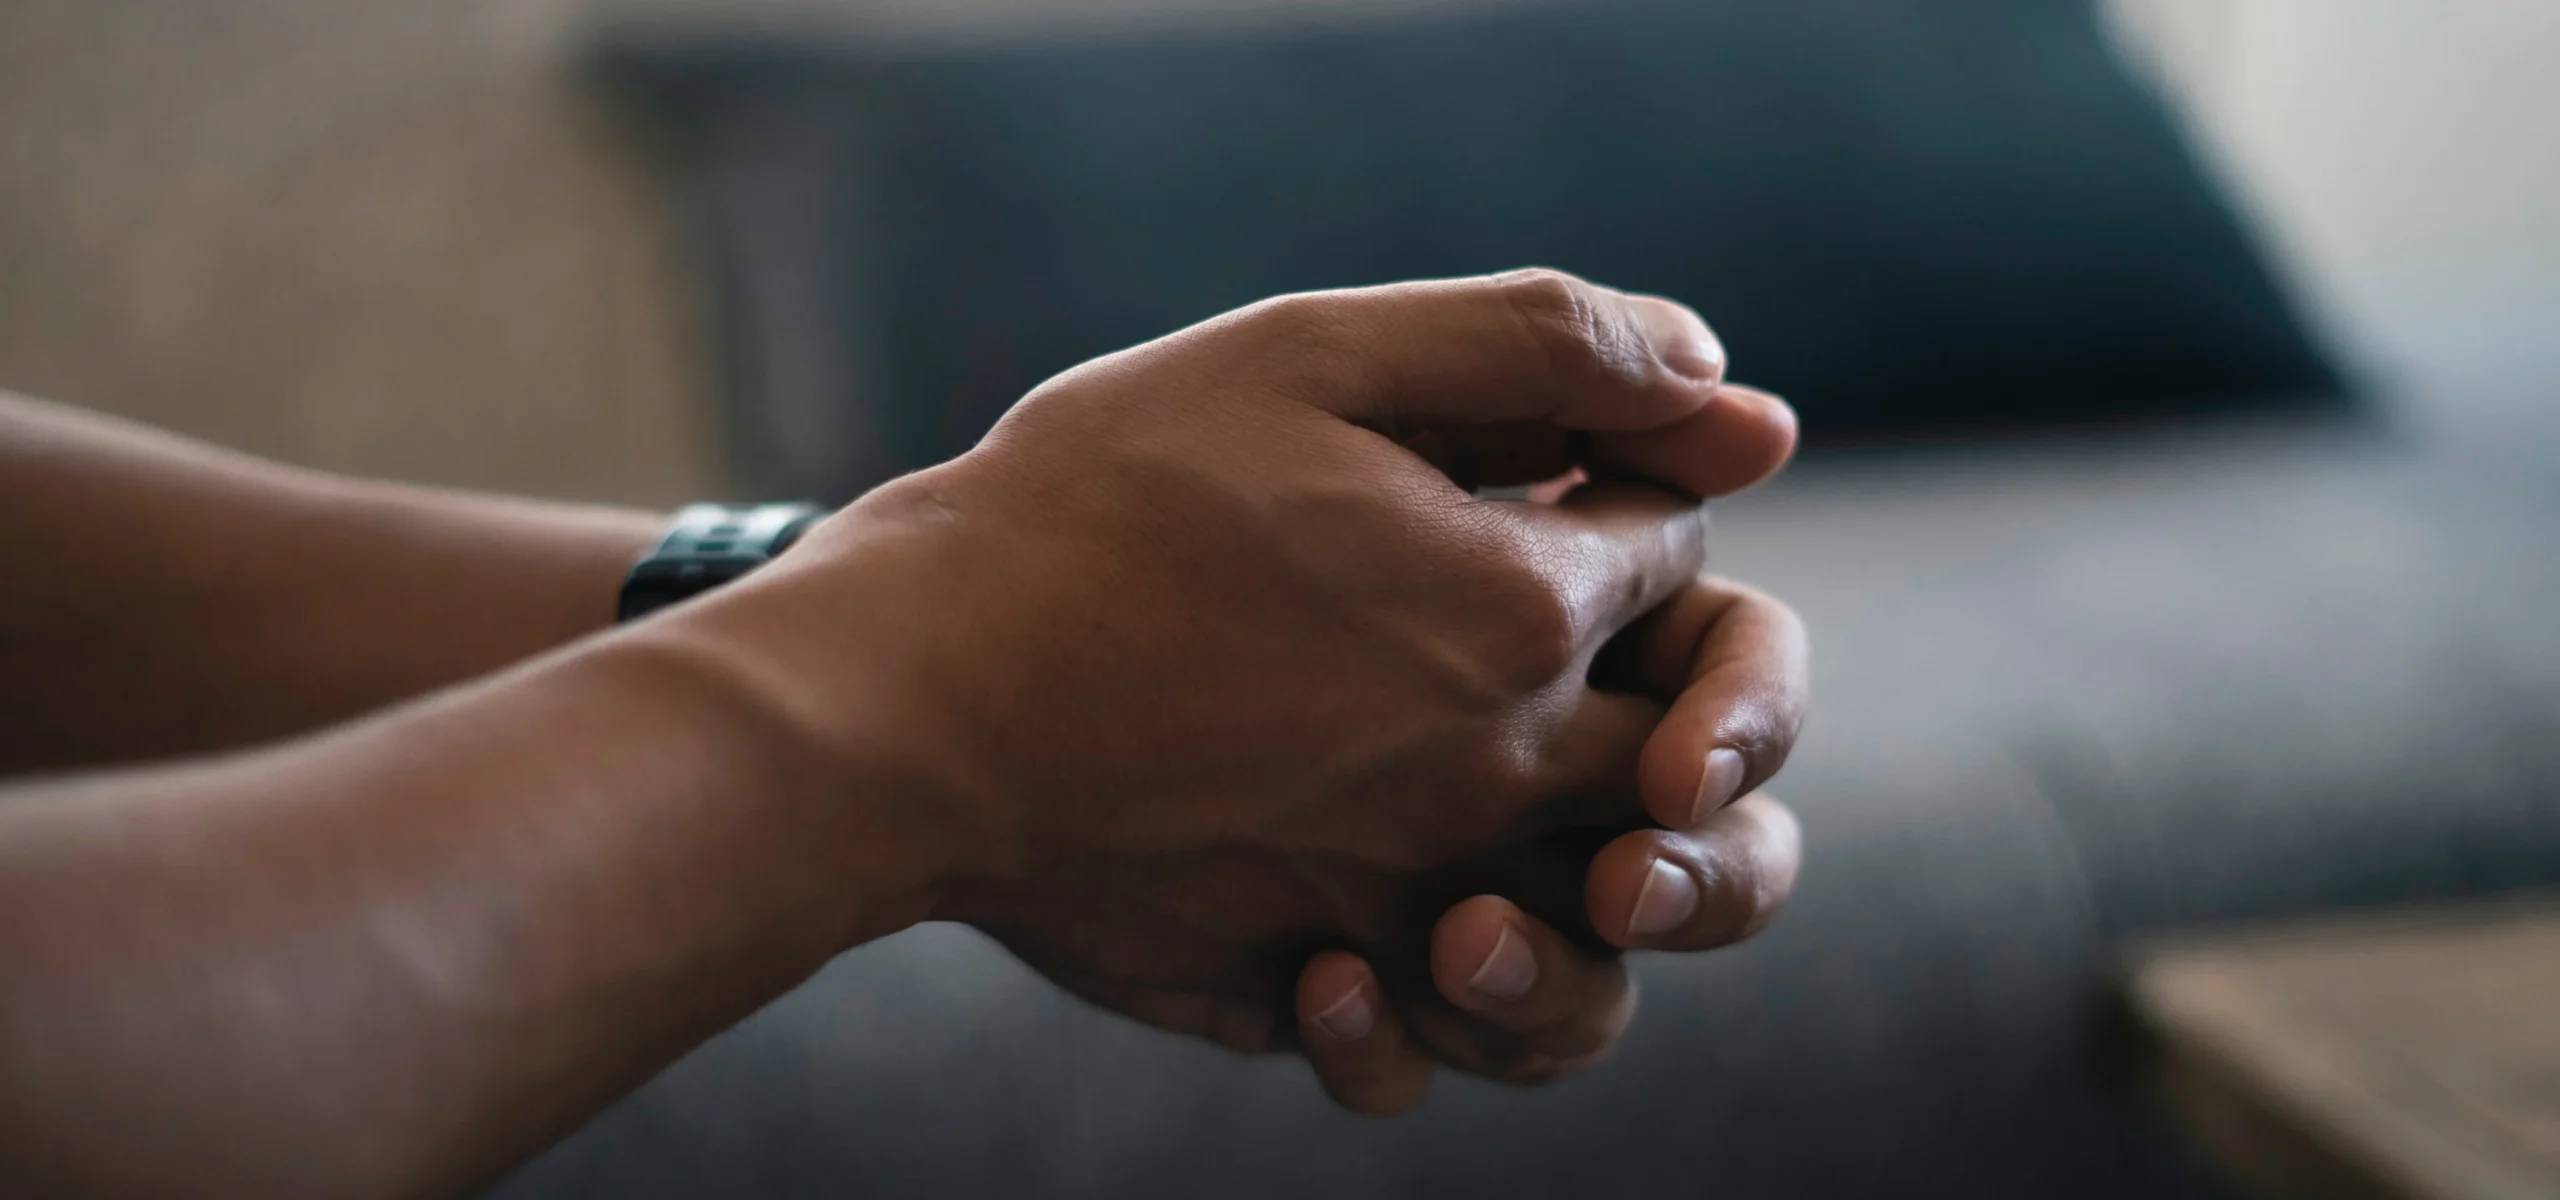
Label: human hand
xmin=1278 ymin=308 xmax=1810 ymax=1111
xmin=1292 ymin=574 xmax=1809 ymax=1112
xmin=672 ymin=269 xmax=1796 ymax=1088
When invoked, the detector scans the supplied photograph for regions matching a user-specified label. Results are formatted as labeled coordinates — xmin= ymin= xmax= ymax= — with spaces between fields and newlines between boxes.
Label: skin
xmin=0 ymin=394 xmax=661 ymax=777
xmin=0 ymin=270 xmax=1807 ymax=1195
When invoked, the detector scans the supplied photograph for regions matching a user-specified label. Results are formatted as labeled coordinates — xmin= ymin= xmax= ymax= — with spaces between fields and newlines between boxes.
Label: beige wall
xmin=0 ymin=0 xmax=1536 ymax=505
xmin=0 ymin=0 xmax=722 ymax=504
xmin=2109 ymin=0 xmax=2560 ymax=389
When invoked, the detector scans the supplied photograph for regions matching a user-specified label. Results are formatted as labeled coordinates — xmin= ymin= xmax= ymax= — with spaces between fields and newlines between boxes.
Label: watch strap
xmin=617 ymin=502 xmax=824 ymax=622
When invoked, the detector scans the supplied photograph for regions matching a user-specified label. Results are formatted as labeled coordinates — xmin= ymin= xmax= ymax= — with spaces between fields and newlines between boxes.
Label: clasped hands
xmin=680 ymin=270 xmax=1809 ymax=1114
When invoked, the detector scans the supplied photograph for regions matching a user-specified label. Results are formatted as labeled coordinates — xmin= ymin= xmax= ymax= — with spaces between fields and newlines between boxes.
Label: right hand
xmin=669 ymin=270 xmax=1798 ymax=1070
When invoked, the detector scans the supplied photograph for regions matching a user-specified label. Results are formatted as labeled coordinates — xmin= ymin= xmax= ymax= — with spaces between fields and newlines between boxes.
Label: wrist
xmin=613 ymin=508 xmax=999 ymax=943
xmin=322 ymin=473 xmax=666 ymax=654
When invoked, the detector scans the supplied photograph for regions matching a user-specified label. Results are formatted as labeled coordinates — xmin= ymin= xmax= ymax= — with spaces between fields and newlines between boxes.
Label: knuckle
xmin=1484 ymin=576 xmax=1582 ymax=690
xmin=1495 ymin=268 xmax=1644 ymax=387
xmin=1695 ymin=813 xmax=1797 ymax=943
xmin=1240 ymin=291 xmax=1357 ymax=365
xmin=1718 ymin=693 xmax=1808 ymax=790
xmin=1704 ymin=579 xmax=1814 ymax=755
xmin=1656 ymin=858 xmax=1760 ymax=950
xmin=1724 ymin=860 xmax=1791 ymax=942
xmin=1601 ymin=522 xmax=1673 ymax=622
xmin=1703 ymin=853 xmax=1770 ymax=939
xmin=1718 ymin=698 xmax=1798 ymax=767
xmin=1441 ymin=515 xmax=1588 ymax=694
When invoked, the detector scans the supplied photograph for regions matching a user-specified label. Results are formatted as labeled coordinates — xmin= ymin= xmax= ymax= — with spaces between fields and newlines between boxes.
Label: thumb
xmin=1215 ymin=269 xmax=1727 ymax=438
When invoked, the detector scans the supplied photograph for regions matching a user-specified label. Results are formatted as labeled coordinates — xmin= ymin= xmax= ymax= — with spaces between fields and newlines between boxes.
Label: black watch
xmin=617 ymin=502 xmax=825 ymax=622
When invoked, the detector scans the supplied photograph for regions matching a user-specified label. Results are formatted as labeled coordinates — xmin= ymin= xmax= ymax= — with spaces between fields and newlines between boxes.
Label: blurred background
xmin=5 ymin=1 xmax=2555 ymax=1196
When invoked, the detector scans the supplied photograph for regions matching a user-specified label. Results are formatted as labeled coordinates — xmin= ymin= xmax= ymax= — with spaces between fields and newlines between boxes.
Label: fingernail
xmin=1637 ymin=298 xmax=1724 ymax=383
xmin=1690 ymin=747 xmax=1746 ymax=827
xmin=1312 ymin=984 xmax=1375 ymax=1042
xmin=1628 ymin=858 xmax=1700 ymax=938
xmin=1466 ymin=922 xmax=1538 ymax=1001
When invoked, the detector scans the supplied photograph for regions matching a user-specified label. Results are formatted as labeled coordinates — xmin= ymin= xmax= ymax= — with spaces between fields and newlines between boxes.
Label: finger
xmin=1593 ymin=576 xmax=1810 ymax=830
xmin=1406 ymin=384 xmax=1798 ymax=502
xmin=1429 ymin=895 xmax=1637 ymax=1062
xmin=1587 ymin=793 xmax=1803 ymax=952
xmin=1239 ymin=269 xmax=1725 ymax=441
xmin=1526 ymin=689 xmax=1659 ymax=830
xmin=1497 ymin=481 xmax=1709 ymax=656
xmin=1297 ymin=952 xmax=1436 ymax=1116
xmin=1387 ymin=975 xmax=1617 ymax=1086
xmin=1588 ymin=383 xmax=1800 ymax=499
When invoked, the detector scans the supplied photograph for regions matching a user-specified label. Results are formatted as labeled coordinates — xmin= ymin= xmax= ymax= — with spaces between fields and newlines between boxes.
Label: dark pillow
xmin=600 ymin=1 xmax=2348 ymax=498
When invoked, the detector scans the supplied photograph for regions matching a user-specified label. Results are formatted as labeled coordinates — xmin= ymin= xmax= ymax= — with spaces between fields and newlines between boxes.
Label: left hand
xmin=965 ymin=568 xmax=1809 ymax=1108
xmin=1294 ymin=574 xmax=1809 ymax=1112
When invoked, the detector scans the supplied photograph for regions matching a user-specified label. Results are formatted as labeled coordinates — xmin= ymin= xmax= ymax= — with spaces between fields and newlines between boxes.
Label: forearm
xmin=0 ymin=392 xmax=662 ymax=775
xmin=0 ymin=609 xmax=962 ymax=1197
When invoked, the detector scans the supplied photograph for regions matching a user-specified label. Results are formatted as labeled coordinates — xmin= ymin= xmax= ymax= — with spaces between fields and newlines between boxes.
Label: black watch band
xmin=617 ymin=502 xmax=825 ymax=622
